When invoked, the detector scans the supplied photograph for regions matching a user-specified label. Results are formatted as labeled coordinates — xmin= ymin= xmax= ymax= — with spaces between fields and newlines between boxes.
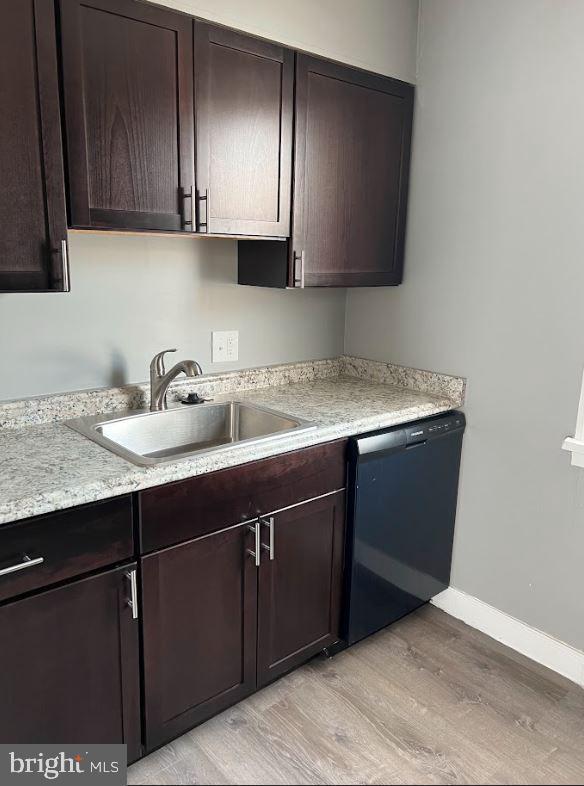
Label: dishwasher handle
xmin=352 ymin=428 xmax=407 ymax=459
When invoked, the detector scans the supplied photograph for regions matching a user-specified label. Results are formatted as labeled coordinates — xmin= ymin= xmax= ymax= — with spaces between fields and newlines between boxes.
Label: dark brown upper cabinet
xmin=0 ymin=0 xmax=68 ymax=292
xmin=59 ymin=0 xmax=195 ymax=232
xmin=239 ymin=55 xmax=414 ymax=287
xmin=294 ymin=55 xmax=414 ymax=286
xmin=194 ymin=22 xmax=294 ymax=236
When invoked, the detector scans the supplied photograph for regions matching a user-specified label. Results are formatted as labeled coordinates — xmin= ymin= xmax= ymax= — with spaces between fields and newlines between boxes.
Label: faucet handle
xmin=150 ymin=348 xmax=177 ymax=377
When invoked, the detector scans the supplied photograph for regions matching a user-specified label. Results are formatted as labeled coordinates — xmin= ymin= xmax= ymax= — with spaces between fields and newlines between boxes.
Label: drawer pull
xmin=0 ymin=554 xmax=44 ymax=578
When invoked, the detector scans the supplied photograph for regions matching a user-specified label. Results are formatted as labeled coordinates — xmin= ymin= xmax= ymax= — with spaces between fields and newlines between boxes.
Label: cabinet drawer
xmin=139 ymin=440 xmax=347 ymax=553
xmin=0 ymin=496 xmax=133 ymax=603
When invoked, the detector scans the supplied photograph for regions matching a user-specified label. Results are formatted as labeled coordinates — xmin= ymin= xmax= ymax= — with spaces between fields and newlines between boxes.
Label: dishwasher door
xmin=343 ymin=412 xmax=465 ymax=645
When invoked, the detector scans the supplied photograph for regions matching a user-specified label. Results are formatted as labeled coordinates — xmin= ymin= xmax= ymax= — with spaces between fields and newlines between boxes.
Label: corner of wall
xmin=415 ymin=0 xmax=423 ymax=82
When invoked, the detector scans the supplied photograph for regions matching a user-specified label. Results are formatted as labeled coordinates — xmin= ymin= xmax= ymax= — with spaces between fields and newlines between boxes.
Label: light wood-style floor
xmin=128 ymin=606 xmax=584 ymax=785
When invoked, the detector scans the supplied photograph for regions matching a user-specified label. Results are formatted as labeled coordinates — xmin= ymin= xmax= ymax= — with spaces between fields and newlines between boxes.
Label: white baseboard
xmin=431 ymin=587 xmax=584 ymax=688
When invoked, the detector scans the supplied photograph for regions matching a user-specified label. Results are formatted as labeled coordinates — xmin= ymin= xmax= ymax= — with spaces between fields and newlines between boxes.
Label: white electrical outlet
xmin=212 ymin=330 xmax=239 ymax=362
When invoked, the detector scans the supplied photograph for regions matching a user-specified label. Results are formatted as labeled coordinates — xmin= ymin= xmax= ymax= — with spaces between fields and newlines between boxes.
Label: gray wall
xmin=0 ymin=0 xmax=418 ymax=401
xmin=345 ymin=0 xmax=584 ymax=650
xmin=0 ymin=234 xmax=346 ymax=400
xmin=158 ymin=0 xmax=419 ymax=81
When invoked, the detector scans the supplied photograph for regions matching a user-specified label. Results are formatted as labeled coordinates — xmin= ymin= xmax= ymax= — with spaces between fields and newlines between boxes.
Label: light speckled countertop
xmin=0 ymin=372 xmax=463 ymax=526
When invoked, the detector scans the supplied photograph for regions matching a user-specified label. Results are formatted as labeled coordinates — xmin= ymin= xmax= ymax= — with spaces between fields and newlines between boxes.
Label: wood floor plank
xmin=306 ymin=649 xmax=501 ymax=783
xmin=251 ymin=671 xmax=425 ymax=784
xmin=353 ymin=617 xmax=572 ymax=781
xmin=192 ymin=703 xmax=324 ymax=785
xmin=535 ymin=687 xmax=584 ymax=759
xmin=128 ymin=606 xmax=584 ymax=785
xmin=416 ymin=609 xmax=570 ymax=706
xmin=126 ymin=731 xmax=232 ymax=785
xmin=417 ymin=606 xmax=577 ymax=694
xmin=366 ymin=614 xmax=569 ymax=729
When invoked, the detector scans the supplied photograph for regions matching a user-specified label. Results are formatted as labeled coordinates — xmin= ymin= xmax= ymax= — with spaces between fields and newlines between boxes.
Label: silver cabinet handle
xmin=197 ymin=188 xmax=210 ymax=233
xmin=0 ymin=554 xmax=44 ymax=578
xmin=293 ymin=250 xmax=305 ymax=288
xmin=247 ymin=521 xmax=261 ymax=567
xmin=181 ymin=186 xmax=195 ymax=230
xmin=61 ymin=239 xmax=70 ymax=292
xmin=260 ymin=516 xmax=275 ymax=561
xmin=125 ymin=569 xmax=139 ymax=620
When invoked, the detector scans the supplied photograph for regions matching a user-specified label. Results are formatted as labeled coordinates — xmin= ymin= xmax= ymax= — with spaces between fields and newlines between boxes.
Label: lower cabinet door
xmin=141 ymin=524 xmax=258 ymax=750
xmin=257 ymin=490 xmax=346 ymax=687
xmin=0 ymin=564 xmax=141 ymax=761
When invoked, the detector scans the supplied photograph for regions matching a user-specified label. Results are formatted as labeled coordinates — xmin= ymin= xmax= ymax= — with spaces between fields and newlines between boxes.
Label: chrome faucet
xmin=149 ymin=349 xmax=203 ymax=412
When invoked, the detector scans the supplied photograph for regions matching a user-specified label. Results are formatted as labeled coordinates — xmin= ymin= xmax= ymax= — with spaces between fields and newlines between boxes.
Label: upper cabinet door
xmin=60 ymin=0 xmax=195 ymax=232
xmin=292 ymin=55 xmax=414 ymax=287
xmin=194 ymin=23 xmax=293 ymax=237
xmin=0 ymin=0 xmax=68 ymax=292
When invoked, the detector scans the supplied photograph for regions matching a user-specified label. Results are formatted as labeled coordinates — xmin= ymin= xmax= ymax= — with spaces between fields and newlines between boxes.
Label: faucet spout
xmin=149 ymin=350 xmax=203 ymax=411
xmin=177 ymin=359 xmax=203 ymax=378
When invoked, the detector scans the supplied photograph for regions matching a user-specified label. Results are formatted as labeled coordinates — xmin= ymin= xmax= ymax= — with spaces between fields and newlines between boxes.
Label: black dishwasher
xmin=342 ymin=411 xmax=465 ymax=645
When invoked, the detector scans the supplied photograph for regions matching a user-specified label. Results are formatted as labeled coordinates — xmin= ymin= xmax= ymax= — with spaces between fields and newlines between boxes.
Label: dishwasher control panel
xmin=406 ymin=412 xmax=465 ymax=444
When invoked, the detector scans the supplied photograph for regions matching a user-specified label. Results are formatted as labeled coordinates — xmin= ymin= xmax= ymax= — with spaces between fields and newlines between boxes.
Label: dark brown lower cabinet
xmin=141 ymin=486 xmax=346 ymax=750
xmin=141 ymin=525 xmax=258 ymax=751
xmin=0 ymin=564 xmax=141 ymax=761
xmin=257 ymin=491 xmax=346 ymax=687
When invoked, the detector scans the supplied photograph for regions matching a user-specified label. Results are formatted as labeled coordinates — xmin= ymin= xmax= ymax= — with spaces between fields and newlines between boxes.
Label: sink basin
xmin=66 ymin=400 xmax=315 ymax=466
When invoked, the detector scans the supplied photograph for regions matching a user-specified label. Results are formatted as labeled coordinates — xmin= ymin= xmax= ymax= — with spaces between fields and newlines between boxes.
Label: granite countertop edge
xmin=0 ymin=381 xmax=460 ymax=526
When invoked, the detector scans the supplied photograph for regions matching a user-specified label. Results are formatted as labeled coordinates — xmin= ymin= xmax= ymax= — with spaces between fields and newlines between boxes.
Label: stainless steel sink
xmin=66 ymin=400 xmax=315 ymax=466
